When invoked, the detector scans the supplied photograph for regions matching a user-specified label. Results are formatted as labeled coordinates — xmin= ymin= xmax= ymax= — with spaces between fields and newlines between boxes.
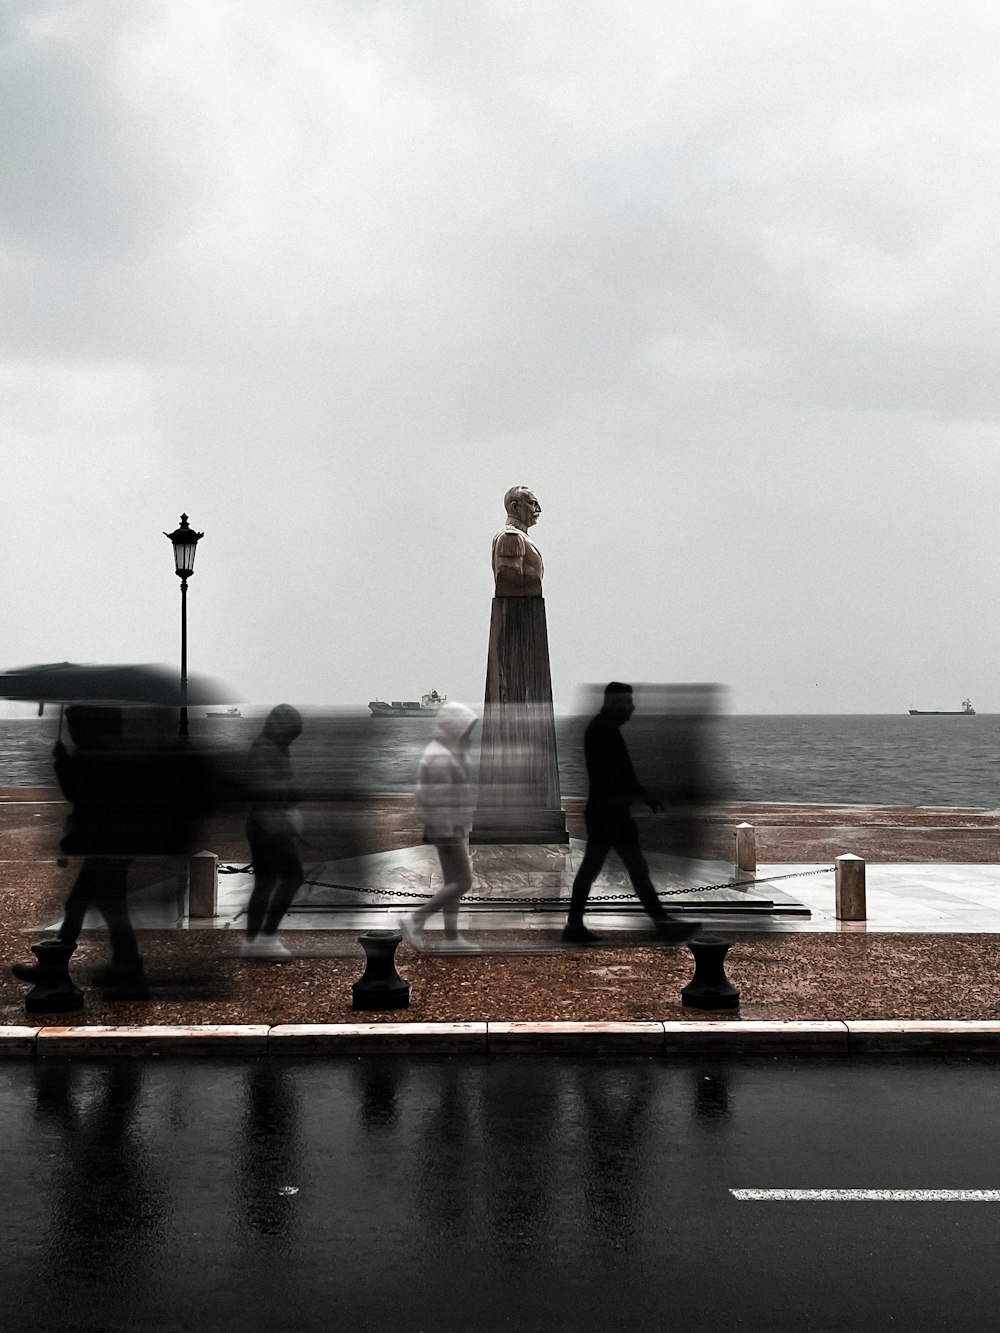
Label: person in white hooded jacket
xmin=399 ymin=700 xmax=480 ymax=954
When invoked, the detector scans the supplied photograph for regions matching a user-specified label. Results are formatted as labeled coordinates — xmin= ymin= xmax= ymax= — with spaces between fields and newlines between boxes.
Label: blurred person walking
xmin=563 ymin=683 xmax=701 ymax=947
xmin=399 ymin=701 xmax=481 ymax=954
xmin=10 ymin=706 xmax=149 ymax=1000
xmin=241 ymin=705 xmax=305 ymax=959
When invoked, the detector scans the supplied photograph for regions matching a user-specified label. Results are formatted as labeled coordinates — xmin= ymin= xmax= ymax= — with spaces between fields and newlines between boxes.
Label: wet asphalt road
xmin=2 ymin=1054 xmax=999 ymax=1332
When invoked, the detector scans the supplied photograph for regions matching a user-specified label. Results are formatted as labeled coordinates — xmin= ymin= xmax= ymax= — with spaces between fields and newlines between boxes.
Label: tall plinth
xmin=471 ymin=596 xmax=568 ymax=844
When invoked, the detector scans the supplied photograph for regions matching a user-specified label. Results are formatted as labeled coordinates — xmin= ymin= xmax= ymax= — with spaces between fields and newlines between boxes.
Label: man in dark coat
xmin=563 ymin=682 xmax=701 ymax=946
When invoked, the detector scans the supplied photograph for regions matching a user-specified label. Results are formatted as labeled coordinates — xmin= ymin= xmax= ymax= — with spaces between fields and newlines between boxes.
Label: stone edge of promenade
xmin=3 ymin=1021 xmax=1000 ymax=1055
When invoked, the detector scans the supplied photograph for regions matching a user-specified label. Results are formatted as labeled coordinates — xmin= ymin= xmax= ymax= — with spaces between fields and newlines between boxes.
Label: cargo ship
xmin=206 ymin=706 xmax=242 ymax=718
xmin=369 ymin=690 xmax=445 ymax=718
xmin=908 ymin=699 xmax=975 ymax=716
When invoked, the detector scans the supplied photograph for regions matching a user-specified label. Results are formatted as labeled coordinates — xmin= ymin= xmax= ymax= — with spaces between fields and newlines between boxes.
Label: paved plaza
xmin=63 ymin=840 xmax=1000 ymax=939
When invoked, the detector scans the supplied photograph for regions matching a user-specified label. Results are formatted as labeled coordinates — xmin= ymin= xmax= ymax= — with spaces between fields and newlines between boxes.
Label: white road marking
xmin=731 ymin=1189 xmax=1000 ymax=1201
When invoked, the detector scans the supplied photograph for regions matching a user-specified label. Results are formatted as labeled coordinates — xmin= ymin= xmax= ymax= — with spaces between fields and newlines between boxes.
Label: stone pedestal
xmin=188 ymin=851 xmax=218 ymax=918
xmin=735 ymin=822 xmax=756 ymax=874
xmin=471 ymin=597 xmax=567 ymax=844
xmin=835 ymin=853 xmax=866 ymax=920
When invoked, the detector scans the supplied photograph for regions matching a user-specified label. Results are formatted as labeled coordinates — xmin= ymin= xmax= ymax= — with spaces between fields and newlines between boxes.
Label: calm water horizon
xmin=2 ymin=712 xmax=998 ymax=809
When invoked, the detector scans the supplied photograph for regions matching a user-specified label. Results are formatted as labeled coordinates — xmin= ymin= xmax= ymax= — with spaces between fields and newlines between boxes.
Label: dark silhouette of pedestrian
xmin=562 ymin=682 xmax=701 ymax=946
xmin=10 ymin=704 xmax=215 ymax=1000
xmin=241 ymin=704 xmax=305 ymax=959
xmin=11 ymin=705 xmax=148 ymax=999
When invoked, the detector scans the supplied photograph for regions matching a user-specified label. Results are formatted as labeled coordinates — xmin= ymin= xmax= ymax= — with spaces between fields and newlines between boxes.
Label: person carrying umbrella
xmin=11 ymin=705 xmax=150 ymax=1000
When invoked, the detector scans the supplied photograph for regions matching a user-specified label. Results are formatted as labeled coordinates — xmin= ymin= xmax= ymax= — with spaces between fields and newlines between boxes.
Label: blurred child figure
xmin=399 ymin=702 xmax=480 ymax=954
xmin=241 ymin=705 xmax=305 ymax=959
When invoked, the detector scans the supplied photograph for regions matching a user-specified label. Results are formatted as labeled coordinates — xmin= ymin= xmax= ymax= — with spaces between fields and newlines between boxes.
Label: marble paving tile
xmin=662 ymin=1021 xmax=849 ymax=1052
xmin=36 ymin=1025 xmax=271 ymax=1054
xmin=488 ymin=1022 xmax=665 ymax=1052
xmin=846 ymin=1021 xmax=1000 ymax=1052
xmin=283 ymin=911 xmax=397 ymax=931
xmin=0 ymin=1028 xmax=38 ymax=1056
xmin=96 ymin=852 xmax=1000 ymax=936
xmin=470 ymin=845 xmax=573 ymax=873
xmin=526 ymin=873 xmax=571 ymax=891
xmin=466 ymin=871 xmax=533 ymax=892
xmin=268 ymin=1023 xmax=489 ymax=1053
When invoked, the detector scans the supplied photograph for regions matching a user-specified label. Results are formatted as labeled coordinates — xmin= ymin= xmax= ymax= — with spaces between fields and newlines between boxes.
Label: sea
xmin=2 ymin=711 xmax=999 ymax=809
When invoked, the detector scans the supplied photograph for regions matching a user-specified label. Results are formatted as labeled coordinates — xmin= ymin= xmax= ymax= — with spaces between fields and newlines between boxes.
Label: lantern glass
xmin=173 ymin=539 xmax=199 ymax=574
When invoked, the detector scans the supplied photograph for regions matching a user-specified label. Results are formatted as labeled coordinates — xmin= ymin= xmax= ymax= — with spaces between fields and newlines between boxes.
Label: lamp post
xmin=164 ymin=514 xmax=204 ymax=737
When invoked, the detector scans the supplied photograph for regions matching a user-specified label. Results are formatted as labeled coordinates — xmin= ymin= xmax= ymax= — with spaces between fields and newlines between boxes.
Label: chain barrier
xmin=217 ymin=861 xmax=834 ymax=905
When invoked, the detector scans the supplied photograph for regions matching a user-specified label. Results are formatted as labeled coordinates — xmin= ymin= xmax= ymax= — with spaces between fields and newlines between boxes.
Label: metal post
xmin=681 ymin=935 xmax=740 ymax=1010
xmin=353 ymin=930 xmax=410 ymax=1010
xmin=179 ymin=574 xmax=188 ymax=738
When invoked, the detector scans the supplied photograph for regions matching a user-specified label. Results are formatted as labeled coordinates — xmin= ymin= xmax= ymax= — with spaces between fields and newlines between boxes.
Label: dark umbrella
xmin=0 ymin=662 xmax=237 ymax=709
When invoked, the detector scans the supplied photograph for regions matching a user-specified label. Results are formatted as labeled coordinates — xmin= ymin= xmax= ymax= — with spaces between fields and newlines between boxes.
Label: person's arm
xmin=52 ymin=742 xmax=77 ymax=801
xmin=619 ymin=738 xmax=662 ymax=812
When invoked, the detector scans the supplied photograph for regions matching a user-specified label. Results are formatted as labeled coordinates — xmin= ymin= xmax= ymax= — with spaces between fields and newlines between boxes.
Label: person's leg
xmin=92 ymin=859 xmax=142 ymax=964
xmin=566 ymin=839 xmax=609 ymax=927
xmin=617 ymin=836 xmax=700 ymax=942
xmin=57 ymin=858 xmax=103 ymax=947
xmin=261 ymin=851 xmax=305 ymax=937
xmin=10 ymin=858 xmax=97 ymax=982
xmin=241 ymin=835 xmax=299 ymax=958
xmin=616 ymin=841 xmax=668 ymax=922
xmin=245 ymin=867 xmax=276 ymax=940
xmin=411 ymin=842 xmax=473 ymax=936
xmin=436 ymin=842 xmax=473 ymax=939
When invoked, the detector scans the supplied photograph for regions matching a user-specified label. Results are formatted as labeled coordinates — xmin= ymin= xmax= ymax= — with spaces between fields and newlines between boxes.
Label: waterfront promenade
xmin=2 ymin=790 xmax=1000 ymax=1039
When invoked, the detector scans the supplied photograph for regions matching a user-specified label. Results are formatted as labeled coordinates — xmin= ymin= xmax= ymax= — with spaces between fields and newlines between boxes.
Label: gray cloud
xmin=4 ymin=0 xmax=1000 ymax=712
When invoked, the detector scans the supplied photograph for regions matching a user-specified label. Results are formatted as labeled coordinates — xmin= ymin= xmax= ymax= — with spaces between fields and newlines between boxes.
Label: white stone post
xmin=835 ymin=853 xmax=866 ymax=920
xmin=188 ymin=851 xmax=219 ymax=919
xmin=735 ymin=822 xmax=757 ymax=875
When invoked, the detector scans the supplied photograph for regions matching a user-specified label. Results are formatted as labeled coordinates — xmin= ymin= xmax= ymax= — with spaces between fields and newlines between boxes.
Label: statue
xmin=471 ymin=487 xmax=567 ymax=844
xmin=492 ymin=487 xmax=544 ymax=597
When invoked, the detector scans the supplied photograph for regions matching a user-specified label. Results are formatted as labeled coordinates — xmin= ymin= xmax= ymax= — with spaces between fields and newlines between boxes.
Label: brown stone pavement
xmin=3 ymin=792 xmax=1000 ymax=1028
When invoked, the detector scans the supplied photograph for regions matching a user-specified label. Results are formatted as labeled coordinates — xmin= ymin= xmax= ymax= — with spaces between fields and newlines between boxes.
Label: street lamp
xmin=164 ymin=513 xmax=204 ymax=737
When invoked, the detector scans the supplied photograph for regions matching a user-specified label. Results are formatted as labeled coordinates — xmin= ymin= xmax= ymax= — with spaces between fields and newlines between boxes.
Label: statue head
xmin=504 ymin=486 xmax=541 ymax=530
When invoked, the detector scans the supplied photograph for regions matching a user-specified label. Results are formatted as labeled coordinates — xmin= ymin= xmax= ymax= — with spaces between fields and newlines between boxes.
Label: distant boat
xmin=908 ymin=698 xmax=976 ymax=716
xmin=206 ymin=706 xmax=242 ymax=718
xmin=369 ymin=690 xmax=446 ymax=718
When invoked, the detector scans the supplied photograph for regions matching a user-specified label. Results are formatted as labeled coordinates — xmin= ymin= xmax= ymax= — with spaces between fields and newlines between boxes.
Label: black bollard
xmin=21 ymin=939 xmax=85 ymax=1014
xmin=352 ymin=930 xmax=411 ymax=1011
xmin=681 ymin=934 xmax=740 ymax=1010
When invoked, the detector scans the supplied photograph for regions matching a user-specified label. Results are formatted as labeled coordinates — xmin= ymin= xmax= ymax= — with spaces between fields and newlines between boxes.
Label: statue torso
xmin=492 ymin=524 xmax=543 ymax=597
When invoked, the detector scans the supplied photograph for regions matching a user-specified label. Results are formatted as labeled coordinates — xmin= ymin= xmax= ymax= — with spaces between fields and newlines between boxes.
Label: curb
xmin=3 ymin=1020 xmax=1000 ymax=1056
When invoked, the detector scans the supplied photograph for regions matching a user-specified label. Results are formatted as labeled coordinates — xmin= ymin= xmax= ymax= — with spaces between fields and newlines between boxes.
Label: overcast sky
xmin=4 ymin=0 xmax=999 ymax=714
